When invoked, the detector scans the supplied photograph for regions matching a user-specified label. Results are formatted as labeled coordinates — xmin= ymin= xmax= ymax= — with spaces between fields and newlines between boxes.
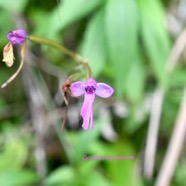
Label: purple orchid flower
xmin=70 ymin=78 xmax=114 ymax=130
xmin=7 ymin=29 xmax=27 ymax=45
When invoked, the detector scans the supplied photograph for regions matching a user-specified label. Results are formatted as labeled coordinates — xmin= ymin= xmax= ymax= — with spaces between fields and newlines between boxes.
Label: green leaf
xmin=0 ymin=0 xmax=28 ymax=12
xmin=170 ymin=67 xmax=186 ymax=87
xmin=79 ymin=160 xmax=99 ymax=175
xmin=0 ymin=131 xmax=30 ymax=172
xmin=125 ymin=54 xmax=145 ymax=102
xmin=80 ymin=10 xmax=106 ymax=77
xmin=45 ymin=0 xmax=104 ymax=38
xmin=0 ymin=10 xmax=12 ymax=45
xmin=174 ymin=161 xmax=186 ymax=186
xmin=81 ymin=170 xmax=111 ymax=186
xmin=69 ymin=119 xmax=104 ymax=162
xmin=137 ymin=0 xmax=170 ymax=88
xmin=105 ymin=0 xmax=139 ymax=96
xmin=105 ymin=140 xmax=143 ymax=186
xmin=0 ymin=169 xmax=38 ymax=186
xmin=68 ymin=113 xmax=110 ymax=163
xmin=29 ymin=9 xmax=50 ymax=36
xmin=44 ymin=166 xmax=74 ymax=186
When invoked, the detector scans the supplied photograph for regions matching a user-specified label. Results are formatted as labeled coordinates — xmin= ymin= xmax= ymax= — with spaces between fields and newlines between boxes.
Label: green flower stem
xmin=69 ymin=72 xmax=84 ymax=82
xmin=27 ymin=35 xmax=92 ymax=79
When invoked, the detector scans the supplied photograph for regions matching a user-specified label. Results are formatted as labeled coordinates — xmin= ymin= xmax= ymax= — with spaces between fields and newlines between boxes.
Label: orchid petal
xmin=96 ymin=83 xmax=114 ymax=98
xmin=89 ymin=112 xmax=94 ymax=130
xmin=81 ymin=93 xmax=95 ymax=130
xmin=70 ymin=82 xmax=85 ymax=97
xmin=85 ymin=78 xmax=97 ymax=87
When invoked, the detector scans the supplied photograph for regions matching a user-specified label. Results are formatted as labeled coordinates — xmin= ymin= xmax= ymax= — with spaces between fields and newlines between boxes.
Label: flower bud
xmin=7 ymin=29 xmax=27 ymax=44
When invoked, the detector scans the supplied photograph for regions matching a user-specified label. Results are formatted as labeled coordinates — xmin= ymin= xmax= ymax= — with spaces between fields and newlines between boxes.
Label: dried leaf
xmin=61 ymin=79 xmax=72 ymax=132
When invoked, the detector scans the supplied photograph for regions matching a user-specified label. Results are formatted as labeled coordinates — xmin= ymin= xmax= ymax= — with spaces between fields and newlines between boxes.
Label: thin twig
xmin=166 ymin=29 xmax=186 ymax=74
xmin=143 ymin=88 xmax=164 ymax=179
xmin=155 ymin=86 xmax=186 ymax=186
xmin=154 ymin=28 xmax=186 ymax=186
xmin=143 ymin=28 xmax=186 ymax=180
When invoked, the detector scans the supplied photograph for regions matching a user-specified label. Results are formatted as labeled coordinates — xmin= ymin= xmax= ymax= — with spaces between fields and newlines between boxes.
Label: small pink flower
xmin=70 ymin=78 xmax=114 ymax=130
xmin=7 ymin=29 xmax=27 ymax=45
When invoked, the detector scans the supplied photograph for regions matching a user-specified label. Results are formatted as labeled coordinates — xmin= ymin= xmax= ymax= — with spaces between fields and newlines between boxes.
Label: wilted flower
xmin=3 ymin=29 xmax=27 ymax=67
xmin=2 ymin=29 xmax=27 ymax=88
xmin=2 ymin=43 xmax=15 ymax=67
xmin=70 ymin=78 xmax=114 ymax=130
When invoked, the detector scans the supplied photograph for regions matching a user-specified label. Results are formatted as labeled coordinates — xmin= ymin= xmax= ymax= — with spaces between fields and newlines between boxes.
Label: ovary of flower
xmin=70 ymin=78 xmax=114 ymax=130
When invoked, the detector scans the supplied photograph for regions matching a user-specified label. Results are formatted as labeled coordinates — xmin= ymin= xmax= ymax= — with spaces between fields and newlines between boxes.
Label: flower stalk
xmin=27 ymin=35 xmax=92 ymax=79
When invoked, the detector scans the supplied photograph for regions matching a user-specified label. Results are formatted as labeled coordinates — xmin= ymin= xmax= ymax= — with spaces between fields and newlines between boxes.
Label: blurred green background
xmin=0 ymin=0 xmax=186 ymax=186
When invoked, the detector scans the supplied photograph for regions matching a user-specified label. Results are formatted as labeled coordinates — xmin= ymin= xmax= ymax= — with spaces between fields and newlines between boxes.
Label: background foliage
xmin=0 ymin=0 xmax=186 ymax=186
